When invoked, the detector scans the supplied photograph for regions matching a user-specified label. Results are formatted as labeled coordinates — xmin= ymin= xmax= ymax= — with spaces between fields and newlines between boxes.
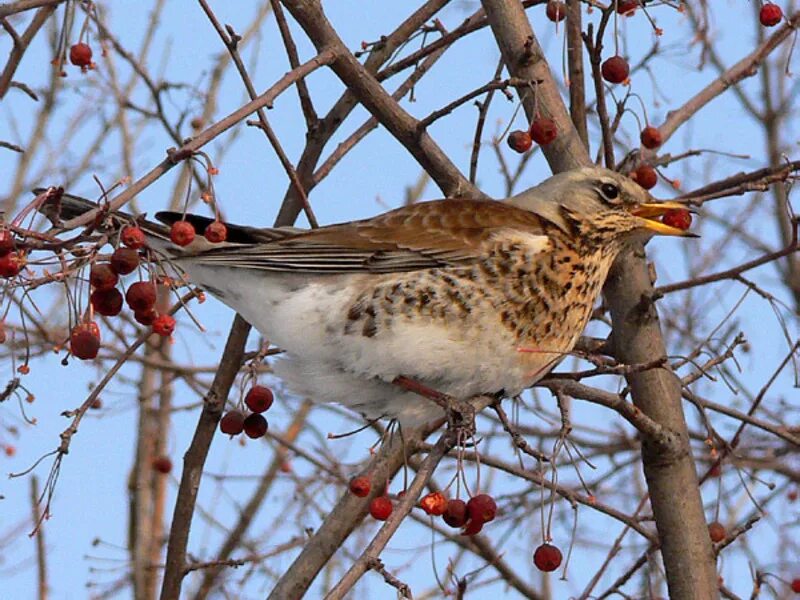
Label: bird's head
xmin=509 ymin=167 xmax=696 ymax=245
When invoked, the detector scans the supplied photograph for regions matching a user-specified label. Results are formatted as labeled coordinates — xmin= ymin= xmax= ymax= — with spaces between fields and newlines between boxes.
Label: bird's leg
xmin=391 ymin=375 xmax=475 ymax=432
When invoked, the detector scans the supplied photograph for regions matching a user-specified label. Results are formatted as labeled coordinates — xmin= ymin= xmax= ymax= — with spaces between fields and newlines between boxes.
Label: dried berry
xmin=170 ymin=221 xmax=196 ymax=246
xmin=443 ymin=499 xmax=468 ymax=528
xmin=467 ymin=494 xmax=497 ymax=523
xmin=545 ymin=1 xmax=566 ymax=22
xmin=121 ymin=226 xmax=146 ymax=249
xmin=204 ymin=221 xmax=228 ymax=243
xmin=125 ymin=281 xmax=156 ymax=312
xmin=90 ymin=263 xmax=119 ymax=290
xmin=533 ymin=543 xmax=562 ymax=572
xmin=134 ymin=309 xmax=158 ymax=326
xmin=349 ymin=476 xmax=371 ymax=498
xmin=152 ymin=314 xmax=176 ymax=337
xmin=110 ymin=248 xmax=139 ymax=275
xmin=0 ymin=252 xmax=24 ymax=278
xmin=220 ymin=410 xmax=246 ymax=435
xmin=91 ymin=288 xmax=123 ymax=317
xmin=640 ymin=126 xmax=662 ymax=149
xmin=631 ymin=164 xmax=658 ymax=189
xmin=617 ymin=0 xmax=639 ymax=16
xmin=760 ymin=3 xmax=782 ymax=27
xmin=420 ymin=491 xmax=447 ymax=516
xmin=661 ymin=208 xmax=692 ymax=231
xmin=70 ymin=322 xmax=101 ymax=360
xmin=243 ymin=413 xmax=268 ymax=439
xmin=530 ymin=118 xmax=558 ymax=145
xmin=69 ymin=42 xmax=92 ymax=67
xmin=245 ymin=385 xmax=274 ymax=413
xmin=507 ymin=130 xmax=533 ymax=153
xmin=369 ymin=496 xmax=393 ymax=520
xmin=152 ymin=456 xmax=172 ymax=474
xmin=601 ymin=55 xmax=630 ymax=84
xmin=0 ymin=228 xmax=16 ymax=255
xmin=708 ymin=521 xmax=726 ymax=543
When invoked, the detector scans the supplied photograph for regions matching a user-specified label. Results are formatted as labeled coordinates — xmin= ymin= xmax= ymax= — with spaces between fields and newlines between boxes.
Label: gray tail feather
xmin=33 ymin=188 xmax=304 ymax=246
xmin=33 ymin=187 xmax=172 ymax=243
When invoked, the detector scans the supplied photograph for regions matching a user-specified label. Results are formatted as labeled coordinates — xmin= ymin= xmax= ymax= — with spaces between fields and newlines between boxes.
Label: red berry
xmin=788 ymin=489 xmax=798 ymax=502
xmin=661 ymin=208 xmax=692 ymax=231
xmin=467 ymin=494 xmax=497 ymax=523
xmin=617 ymin=0 xmax=639 ymax=15
xmin=90 ymin=263 xmax=119 ymax=290
xmin=759 ymin=3 xmax=782 ymax=27
xmin=461 ymin=517 xmax=484 ymax=536
xmin=443 ymin=499 xmax=468 ymax=528
xmin=70 ymin=322 xmax=100 ymax=360
xmin=220 ymin=410 xmax=246 ymax=435
xmin=204 ymin=221 xmax=228 ymax=243
xmin=601 ymin=55 xmax=630 ymax=84
xmin=69 ymin=42 xmax=92 ymax=67
xmin=530 ymin=118 xmax=558 ymax=145
xmin=507 ymin=130 xmax=532 ymax=153
xmin=420 ymin=491 xmax=447 ymax=516
xmin=245 ymin=385 xmax=274 ymax=413
xmin=640 ymin=126 xmax=662 ymax=149
xmin=152 ymin=455 xmax=172 ymax=474
xmin=91 ymin=288 xmax=123 ymax=316
xmin=0 ymin=252 xmax=24 ymax=278
xmin=349 ymin=476 xmax=371 ymax=498
xmin=545 ymin=1 xmax=566 ymax=22
xmin=134 ymin=309 xmax=158 ymax=326
xmin=631 ymin=164 xmax=658 ymax=189
xmin=791 ymin=578 xmax=800 ymax=593
xmin=369 ymin=496 xmax=393 ymax=521
xmin=110 ymin=248 xmax=139 ymax=275
xmin=533 ymin=543 xmax=562 ymax=572
xmin=152 ymin=314 xmax=176 ymax=337
xmin=125 ymin=281 xmax=156 ymax=312
xmin=0 ymin=228 xmax=16 ymax=255
xmin=708 ymin=521 xmax=726 ymax=543
xmin=121 ymin=225 xmax=146 ymax=249
xmin=170 ymin=221 xmax=196 ymax=246
xmin=243 ymin=413 xmax=268 ymax=439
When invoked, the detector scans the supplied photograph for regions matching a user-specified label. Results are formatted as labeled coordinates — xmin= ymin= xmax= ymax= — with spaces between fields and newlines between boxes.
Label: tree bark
xmin=479 ymin=1 xmax=719 ymax=597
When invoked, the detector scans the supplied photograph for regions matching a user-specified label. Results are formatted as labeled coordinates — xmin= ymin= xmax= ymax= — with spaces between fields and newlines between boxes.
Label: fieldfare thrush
xmin=40 ymin=167 xmax=693 ymax=425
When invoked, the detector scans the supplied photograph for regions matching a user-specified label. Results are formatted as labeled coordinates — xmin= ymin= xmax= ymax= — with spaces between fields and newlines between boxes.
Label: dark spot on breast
xmin=347 ymin=302 xmax=363 ymax=321
xmin=362 ymin=317 xmax=377 ymax=337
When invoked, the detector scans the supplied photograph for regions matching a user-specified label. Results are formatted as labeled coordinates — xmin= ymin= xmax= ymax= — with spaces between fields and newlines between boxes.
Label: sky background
xmin=1 ymin=1 xmax=799 ymax=598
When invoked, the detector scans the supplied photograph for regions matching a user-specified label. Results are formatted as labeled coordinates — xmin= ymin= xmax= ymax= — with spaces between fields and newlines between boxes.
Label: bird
xmin=38 ymin=167 xmax=693 ymax=426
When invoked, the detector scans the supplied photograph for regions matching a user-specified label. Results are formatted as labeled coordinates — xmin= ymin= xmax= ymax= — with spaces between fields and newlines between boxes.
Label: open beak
xmin=629 ymin=201 xmax=699 ymax=237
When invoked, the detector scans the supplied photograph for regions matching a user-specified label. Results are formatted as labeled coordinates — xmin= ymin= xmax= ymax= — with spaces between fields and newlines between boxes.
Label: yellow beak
xmin=630 ymin=201 xmax=698 ymax=237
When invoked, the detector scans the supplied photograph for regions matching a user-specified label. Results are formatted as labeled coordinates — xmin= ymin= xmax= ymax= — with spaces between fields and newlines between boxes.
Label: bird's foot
xmin=391 ymin=375 xmax=475 ymax=434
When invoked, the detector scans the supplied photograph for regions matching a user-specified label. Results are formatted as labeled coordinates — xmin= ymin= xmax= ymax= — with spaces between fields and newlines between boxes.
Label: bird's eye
xmin=600 ymin=183 xmax=620 ymax=202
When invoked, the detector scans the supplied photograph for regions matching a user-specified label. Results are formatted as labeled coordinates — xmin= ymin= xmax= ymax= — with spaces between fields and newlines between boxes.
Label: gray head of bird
xmin=508 ymin=167 xmax=695 ymax=245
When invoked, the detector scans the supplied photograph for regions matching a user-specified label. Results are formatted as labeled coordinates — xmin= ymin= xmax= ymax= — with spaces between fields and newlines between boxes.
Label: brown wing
xmin=185 ymin=198 xmax=548 ymax=274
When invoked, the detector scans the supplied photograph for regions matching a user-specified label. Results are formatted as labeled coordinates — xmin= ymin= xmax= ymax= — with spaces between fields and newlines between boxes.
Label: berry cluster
xmin=78 ymin=225 xmax=178 ymax=360
xmin=348 ymin=479 xmax=500 ymax=534
xmin=219 ymin=385 xmax=274 ymax=440
xmin=0 ymin=228 xmax=23 ymax=279
xmin=169 ymin=219 xmax=228 ymax=247
xmin=507 ymin=117 xmax=558 ymax=154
